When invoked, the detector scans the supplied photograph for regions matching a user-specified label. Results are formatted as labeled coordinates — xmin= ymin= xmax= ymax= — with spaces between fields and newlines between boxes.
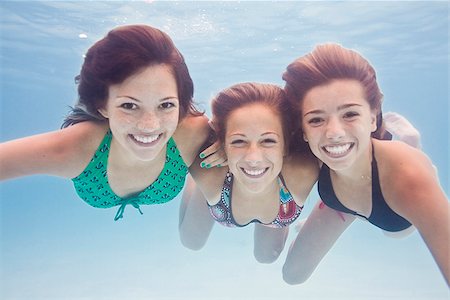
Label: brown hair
xmin=62 ymin=24 xmax=200 ymax=128
xmin=211 ymin=82 xmax=307 ymax=153
xmin=282 ymin=43 xmax=388 ymax=139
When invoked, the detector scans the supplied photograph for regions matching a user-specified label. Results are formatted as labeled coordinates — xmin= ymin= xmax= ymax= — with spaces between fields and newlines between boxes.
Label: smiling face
xmin=224 ymin=103 xmax=285 ymax=193
xmin=99 ymin=64 xmax=179 ymax=162
xmin=301 ymin=79 xmax=377 ymax=171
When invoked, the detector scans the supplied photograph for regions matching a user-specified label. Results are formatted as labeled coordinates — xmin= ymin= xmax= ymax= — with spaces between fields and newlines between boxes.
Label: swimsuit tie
xmin=114 ymin=198 xmax=143 ymax=221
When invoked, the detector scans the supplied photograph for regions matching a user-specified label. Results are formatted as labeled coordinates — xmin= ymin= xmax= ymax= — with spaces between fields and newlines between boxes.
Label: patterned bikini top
xmin=72 ymin=130 xmax=188 ymax=221
xmin=208 ymin=171 xmax=303 ymax=228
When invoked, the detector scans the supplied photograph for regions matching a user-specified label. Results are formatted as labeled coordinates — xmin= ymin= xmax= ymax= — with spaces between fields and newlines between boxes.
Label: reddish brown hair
xmin=282 ymin=43 xmax=387 ymax=139
xmin=211 ymin=82 xmax=307 ymax=153
xmin=63 ymin=24 xmax=200 ymax=127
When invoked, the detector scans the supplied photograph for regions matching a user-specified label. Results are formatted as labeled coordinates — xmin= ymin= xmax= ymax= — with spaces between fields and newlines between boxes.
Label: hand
xmin=198 ymin=140 xmax=228 ymax=168
xmin=383 ymin=112 xmax=421 ymax=148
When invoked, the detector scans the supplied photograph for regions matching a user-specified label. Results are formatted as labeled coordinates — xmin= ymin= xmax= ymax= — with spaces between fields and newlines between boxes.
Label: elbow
xmin=179 ymin=235 xmax=205 ymax=251
xmin=254 ymin=248 xmax=282 ymax=264
xmin=178 ymin=228 xmax=208 ymax=251
xmin=282 ymin=263 xmax=313 ymax=285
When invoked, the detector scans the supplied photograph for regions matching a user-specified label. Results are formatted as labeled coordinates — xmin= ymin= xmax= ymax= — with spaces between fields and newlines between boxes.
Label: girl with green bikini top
xmin=0 ymin=24 xmax=211 ymax=220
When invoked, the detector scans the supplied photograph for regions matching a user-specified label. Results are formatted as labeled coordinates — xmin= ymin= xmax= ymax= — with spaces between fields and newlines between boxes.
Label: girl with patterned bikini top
xmin=0 ymin=25 xmax=211 ymax=221
xmin=179 ymin=82 xmax=319 ymax=264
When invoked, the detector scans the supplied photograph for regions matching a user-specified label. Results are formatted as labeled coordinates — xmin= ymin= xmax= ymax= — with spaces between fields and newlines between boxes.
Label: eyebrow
xmin=116 ymin=96 xmax=179 ymax=102
xmin=303 ymin=103 xmax=363 ymax=117
xmin=228 ymin=132 xmax=280 ymax=137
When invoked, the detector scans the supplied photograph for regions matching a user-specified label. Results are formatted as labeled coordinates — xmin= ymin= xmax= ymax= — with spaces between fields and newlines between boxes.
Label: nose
xmin=136 ymin=110 xmax=160 ymax=132
xmin=244 ymin=143 xmax=263 ymax=166
xmin=325 ymin=117 xmax=345 ymax=140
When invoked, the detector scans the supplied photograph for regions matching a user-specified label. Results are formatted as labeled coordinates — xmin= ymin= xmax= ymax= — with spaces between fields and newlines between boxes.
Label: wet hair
xmin=282 ymin=43 xmax=389 ymax=140
xmin=210 ymin=82 xmax=307 ymax=154
xmin=62 ymin=24 xmax=201 ymax=128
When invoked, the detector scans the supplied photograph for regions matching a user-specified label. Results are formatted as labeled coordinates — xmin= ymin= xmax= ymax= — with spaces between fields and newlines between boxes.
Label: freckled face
xmin=224 ymin=103 xmax=285 ymax=193
xmin=301 ymin=79 xmax=377 ymax=171
xmin=99 ymin=64 xmax=179 ymax=162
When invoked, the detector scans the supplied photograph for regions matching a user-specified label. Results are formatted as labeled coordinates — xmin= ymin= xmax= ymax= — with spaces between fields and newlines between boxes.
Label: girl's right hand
xmin=198 ymin=140 xmax=228 ymax=168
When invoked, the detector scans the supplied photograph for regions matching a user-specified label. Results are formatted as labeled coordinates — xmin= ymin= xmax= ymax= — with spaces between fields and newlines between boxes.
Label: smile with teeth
xmin=131 ymin=133 xmax=161 ymax=144
xmin=323 ymin=143 xmax=354 ymax=157
xmin=241 ymin=167 xmax=268 ymax=177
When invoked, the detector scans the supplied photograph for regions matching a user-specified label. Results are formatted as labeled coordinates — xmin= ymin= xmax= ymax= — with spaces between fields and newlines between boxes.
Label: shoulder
xmin=374 ymin=139 xmax=442 ymax=219
xmin=56 ymin=121 xmax=109 ymax=177
xmin=173 ymin=114 xmax=211 ymax=166
xmin=281 ymin=150 xmax=320 ymax=205
xmin=60 ymin=121 xmax=108 ymax=153
xmin=374 ymin=139 xmax=435 ymax=185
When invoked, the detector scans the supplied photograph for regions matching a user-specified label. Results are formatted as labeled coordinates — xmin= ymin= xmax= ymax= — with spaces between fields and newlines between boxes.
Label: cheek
xmin=302 ymin=126 xmax=315 ymax=143
xmin=165 ymin=111 xmax=180 ymax=128
xmin=225 ymin=148 xmax=239 ymax=163
xmin=267 ymin=148 xmax=284 ymax=163
xmin=109 ymin=113 xmax=134 ymax=127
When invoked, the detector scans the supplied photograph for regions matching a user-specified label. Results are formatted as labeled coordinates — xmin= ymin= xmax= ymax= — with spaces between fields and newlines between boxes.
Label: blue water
xmin=1 ymin=1 xmax=448 ymax=299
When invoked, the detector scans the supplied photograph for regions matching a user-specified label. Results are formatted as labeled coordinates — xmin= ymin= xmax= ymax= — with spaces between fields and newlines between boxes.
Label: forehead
xmin=226 ymin=103 xmax=283 ymax=134
xmin=302 ymin=79 xmax=368 ymax=110
xmin=109 ymin=64 xmax=177 ymax=95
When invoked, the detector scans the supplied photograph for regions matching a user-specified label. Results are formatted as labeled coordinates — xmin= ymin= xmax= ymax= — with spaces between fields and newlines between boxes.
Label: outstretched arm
xmin=0 ymin=121 xmax=105 ymax=181
xmin=178 ymin=175 xmax=215 ymax=250
xmin=381 ymin=142 xmax=450 ymax=285
xmin=282 ymin=201 xmax=355 ymax=285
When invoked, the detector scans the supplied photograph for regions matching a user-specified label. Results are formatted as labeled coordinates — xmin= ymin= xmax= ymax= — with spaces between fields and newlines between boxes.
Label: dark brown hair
xmin=62 ymin=24 xmax=200 ymax=128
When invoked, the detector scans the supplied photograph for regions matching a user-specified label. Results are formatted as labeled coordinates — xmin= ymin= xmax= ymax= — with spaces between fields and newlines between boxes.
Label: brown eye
xmin=230 ymin=139 xmax=245 ymax=145
xmin=307 ymin=117 xmax=324 ymax=126
xmin=262 ymin=139 xmax=277 ymax=144
xmin=120 ymin=103 xmax=137 ymax=110
xmin=343 ymin=111 xmax=359 ymax=119
xmin=160 ymin=102 xmax=176 ymax=109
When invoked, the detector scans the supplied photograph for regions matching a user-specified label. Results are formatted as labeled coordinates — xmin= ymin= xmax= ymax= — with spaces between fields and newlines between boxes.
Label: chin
xmin=322 ymin=158 xmax=355 ymax=171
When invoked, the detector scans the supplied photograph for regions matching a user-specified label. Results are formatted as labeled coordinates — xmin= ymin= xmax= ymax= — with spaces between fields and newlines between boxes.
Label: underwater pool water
xmin=1 ymin=1 xmax=448 ymax=299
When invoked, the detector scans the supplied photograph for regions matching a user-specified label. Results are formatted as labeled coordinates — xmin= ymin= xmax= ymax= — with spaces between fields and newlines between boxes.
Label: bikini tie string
xmin=114 ymin=198 xmax=143 ymax=221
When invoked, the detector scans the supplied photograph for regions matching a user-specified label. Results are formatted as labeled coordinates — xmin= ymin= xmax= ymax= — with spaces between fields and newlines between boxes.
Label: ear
xmin=98 ymin=107 xmax=109 ymax=119
xmin=370 ymin=111 xmax=377 ymax=133
xmin=303 ymin=133 xmax=308 ymax=142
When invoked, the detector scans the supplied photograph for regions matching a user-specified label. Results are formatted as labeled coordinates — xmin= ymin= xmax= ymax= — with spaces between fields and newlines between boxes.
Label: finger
xmin=200 ymin=158 xmax=228 ymax=168
xmin=200 ymin=152 xmax=228 ymax=168
xmin=199 ymin=140 xmax=222 ymax=159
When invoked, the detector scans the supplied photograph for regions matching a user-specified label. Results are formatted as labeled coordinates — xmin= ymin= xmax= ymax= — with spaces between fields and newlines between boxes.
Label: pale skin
xmin=179 ymin=103 xmax=318 ymax=263
xmin=0 ymin=64 xmax=210 ymax=200
xmin=282 ymin=79 xmax=449 ymax=285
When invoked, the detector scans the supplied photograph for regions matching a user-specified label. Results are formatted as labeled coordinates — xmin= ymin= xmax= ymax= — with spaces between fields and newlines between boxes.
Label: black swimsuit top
xmin=318 ymin=147 xmax=412 ymax=232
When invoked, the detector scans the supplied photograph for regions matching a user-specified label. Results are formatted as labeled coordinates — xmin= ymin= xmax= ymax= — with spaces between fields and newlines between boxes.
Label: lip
xmin=321 ymin=142 xmax=354 ymax=158
xmin=129 ymin=133 xmax=163 ymax=147
xmin=240 ymin=167 xmax=269 ymax=179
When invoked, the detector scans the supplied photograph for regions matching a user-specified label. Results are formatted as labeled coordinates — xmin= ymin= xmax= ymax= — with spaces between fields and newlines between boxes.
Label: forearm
xmin=178 ymin=175 xmax=215 ymax=250
xmin=283 ymin=201 xmax=355 ymax=285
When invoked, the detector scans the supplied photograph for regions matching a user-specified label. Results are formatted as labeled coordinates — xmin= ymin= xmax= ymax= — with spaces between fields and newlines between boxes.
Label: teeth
xmin=325 ymin=143 xmax=351 ymax=155
xmin=243 ymin=168 xmax=265 ymax=176
xmin=133 ymin=134 xmax=160 ymax=144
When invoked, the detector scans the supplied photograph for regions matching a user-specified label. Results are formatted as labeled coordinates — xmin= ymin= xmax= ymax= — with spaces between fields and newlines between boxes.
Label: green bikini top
xmin=72 ymin=130 xmax=188 ymax=221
